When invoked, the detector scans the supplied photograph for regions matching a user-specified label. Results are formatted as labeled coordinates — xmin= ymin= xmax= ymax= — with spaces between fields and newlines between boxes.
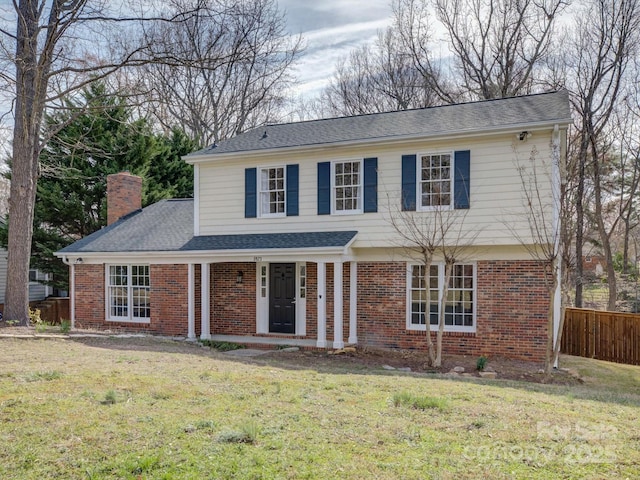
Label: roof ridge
xmin=256 ymin=90 xmax=565 ymax=129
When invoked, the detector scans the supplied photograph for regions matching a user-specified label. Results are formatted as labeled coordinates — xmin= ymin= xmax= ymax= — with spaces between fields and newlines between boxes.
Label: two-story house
xmin=56 ymin=91 xmax=572 ymax=361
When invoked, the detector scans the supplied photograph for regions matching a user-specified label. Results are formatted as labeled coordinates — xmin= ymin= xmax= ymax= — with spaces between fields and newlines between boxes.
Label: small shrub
xmin=412 ymin=395 xmax=449 ymax=411
xmin=476 ymin=356 xmax=488 ymax=371
xmin=392 ymin=391 xmax=448 ymax=411
xmin=29 ymin=308 xmax=42 ymax=325
xmin=60 ymin=319 xmax=71 ymax=334
xmin=25 ymin=371 xmax=62 ymax=382
xmin=392 ymin=391 xmax=413 ymax=407
xmin=217 ymin=421 xmax=259 ymax=444
xmin=101 ymin=390 xmax=118 ymax=405
xmin=200 ymin=340 xmax=244 ymax=352
xmin=195 ymin=420 xmax=216 ymax=431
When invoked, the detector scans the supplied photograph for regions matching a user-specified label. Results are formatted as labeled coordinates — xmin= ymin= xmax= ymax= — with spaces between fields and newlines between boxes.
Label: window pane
xmin=334 ymin=161 xmax=362 ymax=211
xmin=259 ymin=167 xmax=286 ymax=216
xmin=419 ymin=153 xmax=453 ymax=207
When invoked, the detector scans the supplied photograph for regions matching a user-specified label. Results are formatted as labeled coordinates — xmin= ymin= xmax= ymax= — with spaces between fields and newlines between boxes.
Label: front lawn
xmin=0 ymin=337 xmax=638 ymax=479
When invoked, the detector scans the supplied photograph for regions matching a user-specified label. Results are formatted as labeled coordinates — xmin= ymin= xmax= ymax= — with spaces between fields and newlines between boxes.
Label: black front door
xmin=269 ymin=263 xmax=296 ymax=333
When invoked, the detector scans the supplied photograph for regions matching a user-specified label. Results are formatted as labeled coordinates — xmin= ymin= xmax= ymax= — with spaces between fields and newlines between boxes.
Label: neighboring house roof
xmin=189 ymin=90 xmax=572 ymax=157
xmin=57 ymin=199 xmax=357 ymax=254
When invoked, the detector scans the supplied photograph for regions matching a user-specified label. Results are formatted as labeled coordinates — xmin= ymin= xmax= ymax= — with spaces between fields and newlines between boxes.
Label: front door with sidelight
xmin=269 ymin=263 xmax=296 ymax=333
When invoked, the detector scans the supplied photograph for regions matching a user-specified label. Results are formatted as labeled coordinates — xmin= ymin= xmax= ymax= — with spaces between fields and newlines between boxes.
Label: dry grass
xmin=0 ymin=336 xmax=639 ymax=479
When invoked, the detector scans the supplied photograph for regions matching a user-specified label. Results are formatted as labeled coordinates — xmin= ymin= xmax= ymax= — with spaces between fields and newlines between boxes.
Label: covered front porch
xmin=182 ymin=231 xmax=359 ymax=349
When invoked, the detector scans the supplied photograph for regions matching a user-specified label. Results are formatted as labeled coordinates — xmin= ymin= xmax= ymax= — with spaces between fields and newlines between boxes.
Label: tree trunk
xmin=592 ymin=143 xmax=618 ymax=311
xmin=423 ymin=262 xmax=436 ymax=367
xmin=574 ymin=134 xmax=589 ymax=308
xmin=4 ymin=0 xmax=46 ymax=325
xmin=544 ymin=270 xmax=557 ymax=377
xmin=435 ymin=262 xmax=453 ymax=368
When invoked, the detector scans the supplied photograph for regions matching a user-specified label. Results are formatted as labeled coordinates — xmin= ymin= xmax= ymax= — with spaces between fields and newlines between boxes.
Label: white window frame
xmin=406 ymin=262 xmax=476 ymax=333
xmin=258 ymin=165 xmax=286 ymax=218
xmin=417 ymin=151 xmax=454 ymax=211
xmin=105 ymin=264 xmax=151 ymax=323
xmin=332 ymin=159 xmax=363 ymax=215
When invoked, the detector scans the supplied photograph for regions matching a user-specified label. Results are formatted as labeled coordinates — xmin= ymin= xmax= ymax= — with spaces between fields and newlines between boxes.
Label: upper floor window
xmin=407 ymin=262 xmax=476 ymax=332
xmin=419 ymin=153 xmax=452 ymax=209
xmin=333 ymin=160 xmax=362 ymax=214
xmin=245 ymin=165 xmax=298 ymax=218
xmin=401 ymin=150 xmax=469 ymax=211
xmin=259 ymin=166 xmax=285 ymax=217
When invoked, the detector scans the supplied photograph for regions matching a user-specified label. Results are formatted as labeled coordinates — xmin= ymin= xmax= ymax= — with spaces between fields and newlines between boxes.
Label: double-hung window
xmin=259 ymin=166 xmax=285 ymax=217
xmin=333 ymin=160 xmax=362 ymax=213
xmin=408 ymin=263 xmax=476 ymax=332
xmin=419 ymin=153 xmax=452 ymax=209
xmin=107 ymin=265 xmax=150 ymax=322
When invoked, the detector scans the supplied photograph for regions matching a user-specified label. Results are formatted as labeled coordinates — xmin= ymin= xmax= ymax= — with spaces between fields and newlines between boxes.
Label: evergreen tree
xmin=144 ymin=128 xmax=196 ymax=206
xmin=1 ymin=83 xmax=196 ymax=291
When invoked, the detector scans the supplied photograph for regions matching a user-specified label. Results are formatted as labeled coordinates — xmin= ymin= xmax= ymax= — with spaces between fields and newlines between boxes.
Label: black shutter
xmin=363 ymin=157 xmax=378 ymax=213
xmin=401 ymin=154 xmax=417 ymax=211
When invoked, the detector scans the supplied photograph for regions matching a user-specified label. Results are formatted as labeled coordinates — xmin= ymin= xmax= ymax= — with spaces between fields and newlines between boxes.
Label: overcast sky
xmin=278 ymin=0 xmax=394 ymax=98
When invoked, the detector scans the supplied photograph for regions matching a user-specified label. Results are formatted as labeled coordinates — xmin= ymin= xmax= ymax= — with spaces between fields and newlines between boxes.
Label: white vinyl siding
xmin=195 ymin=129 xmax=559 ymax=249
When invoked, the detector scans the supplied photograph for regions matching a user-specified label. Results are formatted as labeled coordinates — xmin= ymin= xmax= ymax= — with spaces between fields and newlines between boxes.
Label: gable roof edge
xmin=184 ymin=118 xmax=572 ymax=164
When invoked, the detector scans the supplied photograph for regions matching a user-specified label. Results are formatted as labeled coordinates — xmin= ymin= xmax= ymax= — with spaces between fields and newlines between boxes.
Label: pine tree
xmin=1 ymin=83 xmax=196 ymax=291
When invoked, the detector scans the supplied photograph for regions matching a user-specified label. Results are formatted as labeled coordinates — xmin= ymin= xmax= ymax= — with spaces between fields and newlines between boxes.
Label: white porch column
xmin=317 ymin=262 xmax=327 ymax=348
xmin=187 ymin=263 xmax=196 ymax=340
xmin=333 ymin=261 xmax=344 ymax=350
xmin=348 ymin=261 xmax=357 ymax=344
xmin=70 ymin=263 xmax=75 ymax=329
xmin=200 ymin=263 xmax=211 ymax=340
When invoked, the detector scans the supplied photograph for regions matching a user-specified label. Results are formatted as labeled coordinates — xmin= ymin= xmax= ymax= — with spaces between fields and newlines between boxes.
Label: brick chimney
xmin=107 ymin=172 xmax=142 ymax=225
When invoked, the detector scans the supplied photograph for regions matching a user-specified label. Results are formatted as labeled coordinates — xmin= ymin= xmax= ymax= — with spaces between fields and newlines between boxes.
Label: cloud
xmin=279 ymin=0 xmax=392 ymax=99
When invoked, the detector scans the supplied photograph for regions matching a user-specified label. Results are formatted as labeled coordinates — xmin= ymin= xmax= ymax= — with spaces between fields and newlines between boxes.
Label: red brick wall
xmin=476 ymin=261 xmax=549 ymax=360
xmin=107 ymin=172 xmax=142 ymax=225
xmin=74 ymin=263 xmax=189 ymax=335
xmin=74 ymin=264 xmax=105 ymax=329
xmin=212 ymin=263 xmax=256 ymax=335
xmin=355 ymin=260 xmax=549 ymax=361
xmin=73 ymin=259 xmax=550 ymax=361
xmin=149 ymin=265 xmax=189 ymax=336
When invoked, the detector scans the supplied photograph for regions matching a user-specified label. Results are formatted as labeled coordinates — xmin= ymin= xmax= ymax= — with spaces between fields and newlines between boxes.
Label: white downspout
xmin=551 ymin=124 xmax=562 ymax=368
xmin=61 ymin=257 xmax=75 ymax=329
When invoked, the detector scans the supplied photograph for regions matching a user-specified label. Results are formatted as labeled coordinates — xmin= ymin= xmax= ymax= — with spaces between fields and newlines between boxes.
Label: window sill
xmin=331 ymin=210 xmax=363 ymax=216
xmin=407 ymin=325 xmax=476 ymax=334
xmin=107 ymin=318 xmax=151 ymax=324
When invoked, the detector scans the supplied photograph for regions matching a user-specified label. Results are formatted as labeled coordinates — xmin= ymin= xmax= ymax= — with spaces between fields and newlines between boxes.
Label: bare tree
xmin=565 ymin=0 xmax=640 ymax=310
xmin=0 ymin=1 xmax=207 ymax=324
xmin=388 ymin=195 xmax=477 ymax=368
xmin=432 ymin=0 xmax=568 ymax=99
xmin=508 ymin=140 xmax=565 ymax=375
xmin=392 ymin=0 xmax=460 ymax=103
xmin=132 ymin=0 xmax=302 ymax=146
xmin=613 ymin=87 xmax=640 ymax=272
xmin=321 ymin=26 xmax=441 ymax=116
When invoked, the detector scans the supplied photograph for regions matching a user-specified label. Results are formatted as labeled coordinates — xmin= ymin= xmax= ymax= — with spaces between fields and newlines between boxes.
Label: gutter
xmin=184 ymin=119 xmax=574 ymax=164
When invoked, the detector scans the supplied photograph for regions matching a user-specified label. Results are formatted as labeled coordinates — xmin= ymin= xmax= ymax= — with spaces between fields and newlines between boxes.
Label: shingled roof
xmin=189 ymin=90 xmax=572 ymax=157
xmin=57 ymin=199 xmax=357 ymax=254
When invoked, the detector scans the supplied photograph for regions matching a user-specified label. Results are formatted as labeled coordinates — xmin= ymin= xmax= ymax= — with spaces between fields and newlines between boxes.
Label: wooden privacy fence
xmin=562 ymin=307 xmax=640 ymax=365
